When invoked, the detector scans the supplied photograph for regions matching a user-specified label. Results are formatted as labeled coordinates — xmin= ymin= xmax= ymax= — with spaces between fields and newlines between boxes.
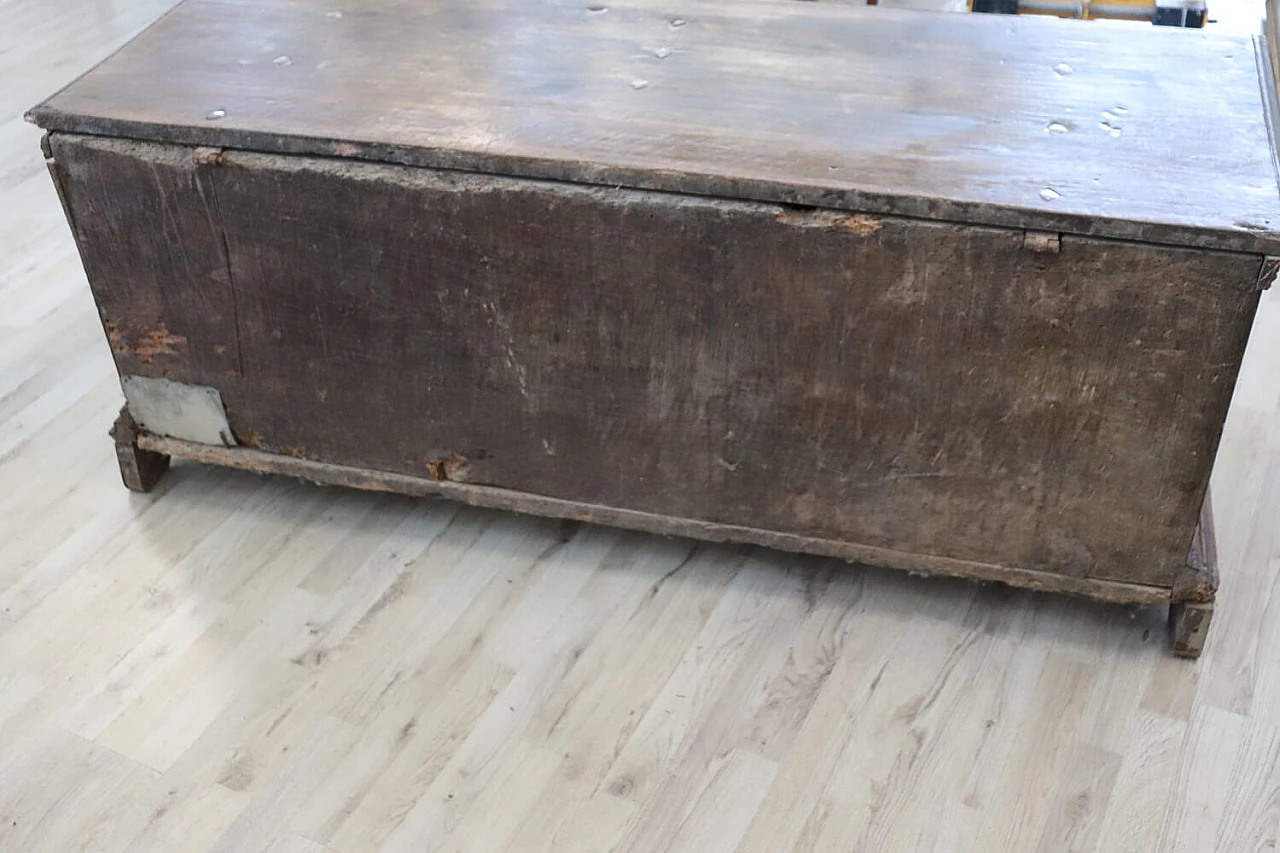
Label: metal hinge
xmin=1022 ymin=231 xmax=1061 ymax=254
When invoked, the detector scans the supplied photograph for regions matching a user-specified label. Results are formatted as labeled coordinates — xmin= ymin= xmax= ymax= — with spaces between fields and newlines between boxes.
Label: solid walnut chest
xmin=29 ymin=0 xmax=1280 ymax=656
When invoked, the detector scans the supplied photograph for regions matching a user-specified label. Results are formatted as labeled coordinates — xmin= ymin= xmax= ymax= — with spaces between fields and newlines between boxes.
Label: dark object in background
xmin=972 ymin=0 xmax=1207 ymax=27
xmin=1153 ymin=0 xmax=1208 ymax=27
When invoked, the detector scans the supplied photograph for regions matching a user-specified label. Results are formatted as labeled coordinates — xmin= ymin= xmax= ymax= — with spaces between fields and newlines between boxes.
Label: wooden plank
xmin=206 ymin=142 xmax=1256 ymax=588
xmin=26 ymin=0 xmax=1280 ymax=254
xmin=44 ymin=134 xmax=240 ymax=385
xmin=134 ymin=431 xmax=1176 ymax=605
xmin=56 ymin=134 xmax=1261 ymax=590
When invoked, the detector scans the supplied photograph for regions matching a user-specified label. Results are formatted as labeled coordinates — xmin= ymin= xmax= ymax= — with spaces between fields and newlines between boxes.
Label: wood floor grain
xmin=2 ymin=1 xmax=1279 ymax=850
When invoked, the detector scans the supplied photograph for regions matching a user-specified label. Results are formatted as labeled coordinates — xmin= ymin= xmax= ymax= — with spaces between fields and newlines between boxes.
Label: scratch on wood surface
xmin=852 ymin=472 xmax=959 ymax=488
xmin=881 ymin=263 xmax=929 ymax=306
xmin=198 ymin=159 xmax=245 ymax=378
xmin=481 ymin=299 xmax=534 ymax=407
xmin=819 ymin=468 xmax=961 ymax=489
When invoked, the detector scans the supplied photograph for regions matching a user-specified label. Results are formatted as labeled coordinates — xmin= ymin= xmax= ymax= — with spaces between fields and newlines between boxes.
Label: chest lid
xmin=28 ymin=0 xmax=1280 ymax=254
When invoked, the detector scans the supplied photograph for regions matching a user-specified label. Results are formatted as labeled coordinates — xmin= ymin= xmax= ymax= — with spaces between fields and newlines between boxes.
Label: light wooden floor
xmin=4 ymin=2 xmax=1280 ymax=851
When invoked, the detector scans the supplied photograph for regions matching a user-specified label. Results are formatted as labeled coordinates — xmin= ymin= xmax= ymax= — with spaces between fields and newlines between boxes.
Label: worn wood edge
xmin=38 ymin=128 xmax=1280 ymax=265
xmin=111 ymin=408 xmax=170 ymax=493
xmin=135 ymin=433 xmax=1175 ymax=606
xmin=41 ymin=131 xmax=104 ymax=323
xmin=1256 ymin=255 xmax=1280 ymax=291
xmin=19 ymin=0 xmax=187 ymax=129
xmin=27 ymin=117 xmax=1280 ymax=258
xmin=42 ymin=133 xmax=81 ymax=244
xmin=1169 ymin=600 xmax=1214 ymax=658
xmin=1172 ymin=494 xmax=1220 ymax=605
xmin=1265 ymin=0 xmax=1280 ymax=89
xmin=1254 ymin=29 xmax=1280 ymax=201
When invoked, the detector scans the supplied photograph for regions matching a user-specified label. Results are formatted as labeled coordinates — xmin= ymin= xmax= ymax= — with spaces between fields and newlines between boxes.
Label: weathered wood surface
xmin=1170 ymin=600 xmax=1214 ymax=658
xmin=48 ymin=133 xmax=1261 ymax=591
xmin=44 ymin=138 xmax=239 ymax=385
xmin=27 ymin=0 xmax=1280 ymax=254
xmin=1173 ymin=493 xmax=1219 ymax=604
xmin=134 ymin=429 xmax=1179 ymax=605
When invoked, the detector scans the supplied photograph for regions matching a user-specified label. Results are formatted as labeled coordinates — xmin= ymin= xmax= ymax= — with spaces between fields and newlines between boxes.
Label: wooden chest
xmin=29 ymin=0 xmax=1280 ymax=656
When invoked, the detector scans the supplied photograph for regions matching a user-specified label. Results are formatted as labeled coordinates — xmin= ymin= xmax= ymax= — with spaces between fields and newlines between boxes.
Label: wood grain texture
xmin=25 ymin=0 xmax=1280 ymax=254
xmin=48 ymin=133 xmax=1261 ymax=591
xmin=45 ymin=134 xmax=240 ymax=385
xmin=7 ymin=1 xmax=1280 ymax=851
xmin=110 ymin=407 xmax=170 ymax=492
xmin=133 ymin=430 xmax=1177 ymax=606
